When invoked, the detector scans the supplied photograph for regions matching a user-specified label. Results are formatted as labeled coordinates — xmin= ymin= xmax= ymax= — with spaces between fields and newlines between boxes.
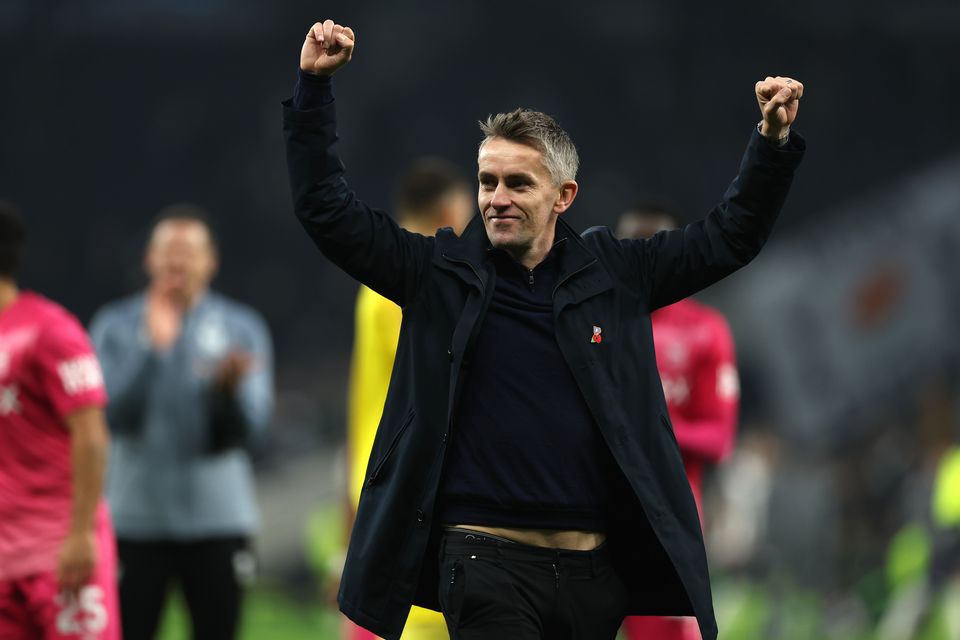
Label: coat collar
xmin=550 ymin=218 xmax=614 ymax=309
xmin=440 ymin=213 xmax=489 ymax=266
xmin=436 ymin=215 xmax=491 ymax=290
xmin=438 ymin=215 xmax=613 ymax=306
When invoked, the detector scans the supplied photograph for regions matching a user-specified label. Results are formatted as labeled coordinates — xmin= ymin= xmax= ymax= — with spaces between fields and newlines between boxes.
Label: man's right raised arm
xmin=283 ymin=20 xmax=431 ymax=307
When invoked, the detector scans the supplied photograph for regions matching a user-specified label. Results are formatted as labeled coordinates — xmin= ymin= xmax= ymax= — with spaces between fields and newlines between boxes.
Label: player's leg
xmin=342 ymin=612 xmax=448 ymax=640
xmin=399 ymin=609 xmax=451 ymax=640
xmin=16 ymin=574 xmax=117 ymax=640
xmin=0 ymin=578 xmax=36 ymax=640
xmin=623 ymin=615 xmax=701 ymax=640
xmin=117 ymin=539 xmax=174 ymax=640
xmin=343 ymin=617 xmax=380 ymax=639
xmin=177 ymin=537 xmax=251 ymax=640
xmin=1 ymin=510 xmax=121 ymax=640
xmin=12 ymin=522 xmax=120 ymax=640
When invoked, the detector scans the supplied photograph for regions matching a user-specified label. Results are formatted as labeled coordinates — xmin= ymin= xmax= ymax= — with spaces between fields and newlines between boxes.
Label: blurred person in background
xmin=343 ymin=159 xmax=473 ymax=640
xmin=616 ymin=204 xmax=740 ymax=640
xmin=287 ymin=18 xmax=803 ymax=640
xmin=89 ymin=205 xmax=274 ymax=640
xmin=0 ymin=202 xmax=120 ymax=639
xmin=933 ymin=444 xmax=960 ymax=575
xmin=931 ymin=444 xmax=960 ymax=636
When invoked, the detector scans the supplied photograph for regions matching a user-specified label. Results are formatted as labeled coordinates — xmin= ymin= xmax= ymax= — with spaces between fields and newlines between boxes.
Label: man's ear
xmin=554 ymin=180 xmax=579 ymax=215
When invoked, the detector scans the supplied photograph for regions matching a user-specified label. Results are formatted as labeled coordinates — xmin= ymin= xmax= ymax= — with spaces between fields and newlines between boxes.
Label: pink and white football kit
xmin=0 ymin=292 xmax=120 ymax=640
xmin=623 ymin=298 xmax=739 ymax=640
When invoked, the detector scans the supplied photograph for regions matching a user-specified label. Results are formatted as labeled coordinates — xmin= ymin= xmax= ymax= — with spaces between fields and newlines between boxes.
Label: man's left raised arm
xmin=627 ymin=76 xmax=806 ymax=311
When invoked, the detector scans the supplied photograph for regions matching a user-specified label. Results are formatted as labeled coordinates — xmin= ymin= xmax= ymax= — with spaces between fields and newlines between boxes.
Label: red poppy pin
xmin=591 ymin=325 xmax=603 ymax=344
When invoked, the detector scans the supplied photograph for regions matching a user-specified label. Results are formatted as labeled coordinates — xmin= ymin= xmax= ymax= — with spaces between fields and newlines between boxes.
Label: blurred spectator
xmin=930 ymin=444 xmax=960 ymax=636
xmin=708 ymin=430 xmax=778 ymax=571
xmin=617 ymin=203 xmax=740 ymax=640
xmin=344 ymin=159 xmax=472 ymax=640
xmin=90 ymin=205 xmax=274 ymax=640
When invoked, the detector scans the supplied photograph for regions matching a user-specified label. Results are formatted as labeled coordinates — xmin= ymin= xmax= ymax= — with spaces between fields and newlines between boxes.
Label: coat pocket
xmin=366 ymin=409 xmax=416 ymax=487
xmin=438 ymin=558 xmax=465 ymax=630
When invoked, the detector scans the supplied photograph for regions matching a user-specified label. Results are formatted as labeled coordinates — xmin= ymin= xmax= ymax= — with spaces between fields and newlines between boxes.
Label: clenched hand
xmin=301 ymin=20 xmax=356 ymax=77
xmin=756 ymin=76 xmax=804 ymax=142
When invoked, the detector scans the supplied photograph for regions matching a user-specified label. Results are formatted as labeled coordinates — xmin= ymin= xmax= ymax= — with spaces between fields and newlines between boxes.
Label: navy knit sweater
xmin=438 ymin=245 xmax=621 ymax=532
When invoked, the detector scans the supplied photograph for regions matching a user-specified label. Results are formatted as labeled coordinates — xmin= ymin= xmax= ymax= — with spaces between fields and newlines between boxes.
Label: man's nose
xmin=167 ymin=257 xmax=190 ymax=271
xmin=490 ymin=185 xmax=511 ymax=209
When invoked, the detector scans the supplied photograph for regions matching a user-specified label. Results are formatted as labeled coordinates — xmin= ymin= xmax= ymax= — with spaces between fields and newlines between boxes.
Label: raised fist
xmin=755 ymin=76 xmax=804 ymax=141
xmin=301 ymin=20 xmax=355 ymax=76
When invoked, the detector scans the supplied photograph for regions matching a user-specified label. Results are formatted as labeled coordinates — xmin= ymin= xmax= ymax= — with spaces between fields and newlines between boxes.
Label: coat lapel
xmin=435 ymin=215 xmax=495 ymax=421
xmin=435 ymin=215 xmax=490 ymax=291
xmin=552 ymin=218 xmax=614 ymax=312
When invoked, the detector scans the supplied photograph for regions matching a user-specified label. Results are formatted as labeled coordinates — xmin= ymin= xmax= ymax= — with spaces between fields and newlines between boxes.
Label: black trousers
xmin=117 ymin=537 xmax=253 ymax=640
xmin=438 ymin=529 xmax=629 ymax=639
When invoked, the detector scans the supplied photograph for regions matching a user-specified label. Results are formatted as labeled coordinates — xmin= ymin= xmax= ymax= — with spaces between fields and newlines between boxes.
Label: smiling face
xmin=477 ymin=137 xmax=578 ymax=268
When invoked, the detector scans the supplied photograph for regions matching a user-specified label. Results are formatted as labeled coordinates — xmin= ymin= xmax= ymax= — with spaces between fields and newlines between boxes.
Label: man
xmin=345 ymin=159 xmax=473 ymax=640
xmin=0 ymin=202 xmax=120 ymax=639
xmin=617 ymin=204 xmax=741 ymax=640
xmin=284 ymin=19 xmax=804 ymax=640
xmin=89 ymin=205 xmax=274 ymax=640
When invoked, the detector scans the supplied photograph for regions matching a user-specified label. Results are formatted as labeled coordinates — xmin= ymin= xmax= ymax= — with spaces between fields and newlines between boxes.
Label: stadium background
xmin=2 ymin=0 xmax=959 ymax=637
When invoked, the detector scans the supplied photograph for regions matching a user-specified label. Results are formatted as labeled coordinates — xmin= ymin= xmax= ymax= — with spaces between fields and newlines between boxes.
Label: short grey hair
xmin=479 ymin=108 xmax=579 ymax=184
